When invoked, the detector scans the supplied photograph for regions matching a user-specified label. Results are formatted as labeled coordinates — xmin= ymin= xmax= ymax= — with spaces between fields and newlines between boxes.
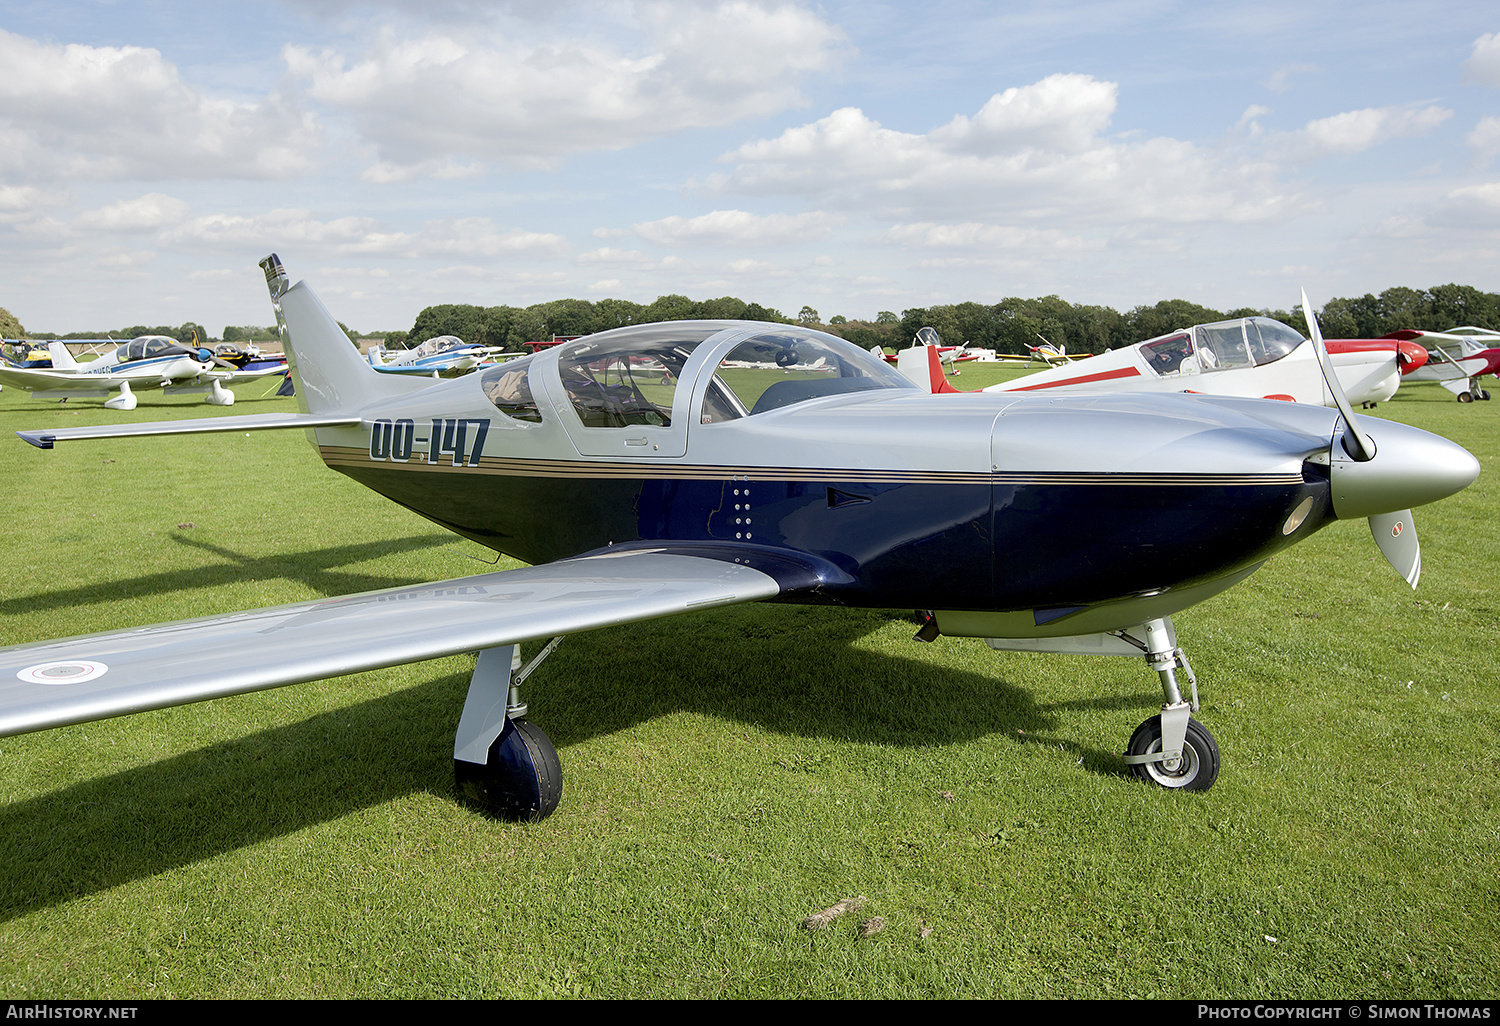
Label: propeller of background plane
xmin=1302 ymin=289 xmax=1429 ymax=587
xmin=198 ymin=347 xmax=243 ymax=370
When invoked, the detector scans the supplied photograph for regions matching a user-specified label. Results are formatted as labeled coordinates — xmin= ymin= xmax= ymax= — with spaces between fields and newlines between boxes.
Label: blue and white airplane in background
xmin=0 ymin=259 xmax=1480 ymax=821
xmin=368 ymin=335 xmax=502 ymax=377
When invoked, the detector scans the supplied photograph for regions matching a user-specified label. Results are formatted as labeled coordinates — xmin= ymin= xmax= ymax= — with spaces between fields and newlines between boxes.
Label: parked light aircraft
xmin=369 ymin=335 xmax=501 ymax=377
xmin=2 ymin=341 xmax=57 ymax=369
xmin=874 ymin=327 xmax=989 ymax=368
xmin=211 ymin=341 xmax=288 ymax=376
xmin=0 ymin=264 xmax=1480 ymax=820
xmin=996 ymin=337 xmax=1090 ymax=366
xmin=0 ymin=336 xmax=271 ymax=410
xmin=980 ymin=317 xmax=1427 ymax=407
xmin=1385 ymin=326 xmax=1500 ymax=403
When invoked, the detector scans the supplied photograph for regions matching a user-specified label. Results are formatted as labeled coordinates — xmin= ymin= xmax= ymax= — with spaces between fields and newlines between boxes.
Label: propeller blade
xmin=1369 ymin=509 xmax=1421 ymax=588
xmin=1302 ymin=289 xmax=1376 ymax=462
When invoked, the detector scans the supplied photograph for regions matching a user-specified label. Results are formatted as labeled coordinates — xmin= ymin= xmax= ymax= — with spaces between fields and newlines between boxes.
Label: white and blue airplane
xmin=368 ymin=335 xmax=501 ymax=377
xmin=0 ymin=259 xmax=1480 ymax=819
xmin=0 ymin=335 xmax=271 ymax=410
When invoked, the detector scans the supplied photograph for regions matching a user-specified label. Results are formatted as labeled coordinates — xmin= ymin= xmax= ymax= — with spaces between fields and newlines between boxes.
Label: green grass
xmin=0 ymin=379 xmax=1495 ymax=999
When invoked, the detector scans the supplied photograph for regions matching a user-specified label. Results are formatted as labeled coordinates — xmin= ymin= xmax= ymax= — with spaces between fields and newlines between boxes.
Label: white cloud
xmin=630 ymin=208 xmax=842 ymax=245
xmin=285 ymin=1 xmax=848 ymax=176
xmin=703 ymin=79 xmax=1297 ymax=227
xmin=77 ymin=194 xmax=191 ymax=232
xmin=1236 ymin=105 xmax=1272 ymax=136
xmin=930 ymin=74 xmax=1117 ymax=155
xmin=159 ymin=209 xmax=567 ymax=258
xmin=0 ymin=29 xmax=321 ymax=181
xmin=578 ymin=247 xmax=653 ymax=264
xmin=1433 ymin=182 xmax=1500 ymax=227
xmin=882 ymin=222 xmax=1098 ymax=253
xmin=1468 ymin=115 xmax=1500 ymax=168
xmin=1463 ymin=32 xmax=1500 ymax=87
xmin=1263 ymin=64 xmax=1317 ymax=94
xmin=1289 ymin=104 xmax=1453 ymax=158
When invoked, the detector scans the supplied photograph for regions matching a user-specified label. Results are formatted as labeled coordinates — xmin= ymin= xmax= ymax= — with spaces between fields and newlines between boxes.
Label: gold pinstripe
xmin=320 ymin=445 xmax=1305 ymax=487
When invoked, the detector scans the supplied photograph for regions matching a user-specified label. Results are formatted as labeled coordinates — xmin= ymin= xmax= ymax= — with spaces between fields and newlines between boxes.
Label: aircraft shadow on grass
xmin=0 ymin=602 xmax=1159 ymax=921
xmin=0 ymin=533 xmax=458 ymax=619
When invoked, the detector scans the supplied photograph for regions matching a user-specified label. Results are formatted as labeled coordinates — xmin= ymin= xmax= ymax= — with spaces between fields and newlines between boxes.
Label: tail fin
xmin=895 ymin=343 xmax=964 ymax=394
xmin=260 ymin=254 xmax=422 ymax=416
xmin=46 ymin=342 xmax=78 ymax=371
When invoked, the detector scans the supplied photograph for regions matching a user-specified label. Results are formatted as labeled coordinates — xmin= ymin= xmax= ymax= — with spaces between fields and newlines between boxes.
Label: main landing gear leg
xmin=1120 ymin=618 xmax=1219 ymax=791
xmin=453 ymin=638 xmax=565 ymax=819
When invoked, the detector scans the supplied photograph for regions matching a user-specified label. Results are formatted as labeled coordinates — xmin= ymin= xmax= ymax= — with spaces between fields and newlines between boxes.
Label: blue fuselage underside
xmin=335 ymin=464 xmax=1329 ymax=613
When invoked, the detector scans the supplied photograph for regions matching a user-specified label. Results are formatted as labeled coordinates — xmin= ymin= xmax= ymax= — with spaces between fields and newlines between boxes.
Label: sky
xmin=1 ymin=0 xmax=1498 ymax=336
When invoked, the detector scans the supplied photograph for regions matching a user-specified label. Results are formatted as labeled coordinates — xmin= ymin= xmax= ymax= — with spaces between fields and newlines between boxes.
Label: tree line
xmin=5 ymin=282 xmax=1497 ymax=354
xmin=394 ymin=283 xmax=1500 ymax=356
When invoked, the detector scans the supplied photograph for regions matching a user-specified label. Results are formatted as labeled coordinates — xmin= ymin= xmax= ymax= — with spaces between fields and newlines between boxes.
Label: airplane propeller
xmin=1302 ymin=289 xmax=1375 ymax=463
xmin=1300 ymin=289 xmax=1475 ymax=587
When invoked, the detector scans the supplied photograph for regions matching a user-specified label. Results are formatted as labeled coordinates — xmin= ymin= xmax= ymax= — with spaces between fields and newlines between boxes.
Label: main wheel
xmin=455 ymin=718 xmax=563 ymax=820
xmin=1126 ymin=715 xmax=1219 ymax=791
xmin=1480 ymin=390 xmax=1492 ymax=401
xmin=1458 ymin=392 xmax=1474 ymax=403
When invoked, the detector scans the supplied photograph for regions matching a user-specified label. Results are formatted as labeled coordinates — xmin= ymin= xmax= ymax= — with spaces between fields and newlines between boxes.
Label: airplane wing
xmin=0 ymin=549 xmax=784 ymax=739
xmin=208 ymin=363 xmax=289 ymax=383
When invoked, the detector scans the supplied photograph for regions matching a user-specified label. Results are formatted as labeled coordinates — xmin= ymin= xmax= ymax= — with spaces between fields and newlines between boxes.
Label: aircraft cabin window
xmin=117 ymin=337 xmax=193 ymax=362
xmin=1193 ymin=322 xmax=1254 ymax=371
xmin=707 ymin=330 xmax=915 ymax=420
xmin=1142 ymin=333 xmax=1193 ymax=375
xmin=480 ymin=355 xmax=543 ymax=423
xmin=557 ymin=327 xmax=720 ymax=429
xmin=1192 ymin=317 xmax=1305 ymax=372
xmin=1243 ymin=318 xmax=1303 ymax=366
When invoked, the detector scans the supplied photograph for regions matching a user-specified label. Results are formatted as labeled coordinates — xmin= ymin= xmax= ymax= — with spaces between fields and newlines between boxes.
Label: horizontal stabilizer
xmin=18 ymin=412 xmax=361 ymax=449
xmin=0 ymin=551 xmax=780 ymax=738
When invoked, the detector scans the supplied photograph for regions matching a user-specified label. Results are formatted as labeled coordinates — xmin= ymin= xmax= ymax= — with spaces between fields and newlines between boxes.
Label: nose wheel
xmin=1118 ymin=618 xmax=1221 ymax=792
xmin=1125 ymin=713 xmax=1219 ymax=790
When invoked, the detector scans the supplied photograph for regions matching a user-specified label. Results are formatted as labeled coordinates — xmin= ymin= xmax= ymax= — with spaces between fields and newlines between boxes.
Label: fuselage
xmin=303 ymin=322 xmax=1344 ymax=625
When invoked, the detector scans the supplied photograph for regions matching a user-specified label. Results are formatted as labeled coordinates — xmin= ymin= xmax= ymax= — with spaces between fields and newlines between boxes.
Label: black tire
xmin=1480 ymin=390 xmax=1492 ymax=401
xmin=1458 ymin=392 xmax=1474 ymax=403
xmin=1126 ymin=715 xmax=1219 ymax=791
xmin=455 ymin=718 xmax=563 ymax=820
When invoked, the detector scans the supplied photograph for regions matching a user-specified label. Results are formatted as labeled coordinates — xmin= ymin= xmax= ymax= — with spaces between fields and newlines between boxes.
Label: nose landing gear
xmin=1120 ymin=618 xmax=1220 ymax=791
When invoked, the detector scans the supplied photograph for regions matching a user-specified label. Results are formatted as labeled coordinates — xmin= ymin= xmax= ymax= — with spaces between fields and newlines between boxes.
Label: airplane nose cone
xmin=1396 ymin=340 xmax=1429 ymax=373
xmin=1327 ymin=417 xmax=1481 ymax=520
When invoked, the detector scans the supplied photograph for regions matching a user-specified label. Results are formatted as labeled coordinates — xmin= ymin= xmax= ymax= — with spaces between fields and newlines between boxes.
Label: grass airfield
xmin=0 ymin=365 xmax=1495 ymax=999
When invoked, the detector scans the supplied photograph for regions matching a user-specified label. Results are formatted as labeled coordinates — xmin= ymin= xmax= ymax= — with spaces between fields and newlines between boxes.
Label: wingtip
xmin=17 ymin=430 xmax=54 ymax=450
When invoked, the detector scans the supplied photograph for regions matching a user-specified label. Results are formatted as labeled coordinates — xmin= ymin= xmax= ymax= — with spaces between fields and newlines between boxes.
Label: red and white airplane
xmin=874 ymin=326 xmax=989 ymax=368
xmin=968 ymin=316 xmax=1427 ymax=407
xmin=1384 ymin=326 xmax=1500 ymax=403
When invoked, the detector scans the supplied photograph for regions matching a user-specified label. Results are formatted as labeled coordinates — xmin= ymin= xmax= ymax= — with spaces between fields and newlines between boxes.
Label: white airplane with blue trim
xmin=368 ymin=335 xmax=501 ymax=378
xmin=0 ymin=260 xmax=1480 ymax=820
xmin=0 ymin=335 xmax=266 ymax=410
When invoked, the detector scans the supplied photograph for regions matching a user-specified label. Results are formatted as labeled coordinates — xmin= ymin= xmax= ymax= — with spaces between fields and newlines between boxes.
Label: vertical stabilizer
xmin=46 ymin=342 xmax=78 ymax=371
xmin=260 ymin=254 xmax=422 ymax=416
